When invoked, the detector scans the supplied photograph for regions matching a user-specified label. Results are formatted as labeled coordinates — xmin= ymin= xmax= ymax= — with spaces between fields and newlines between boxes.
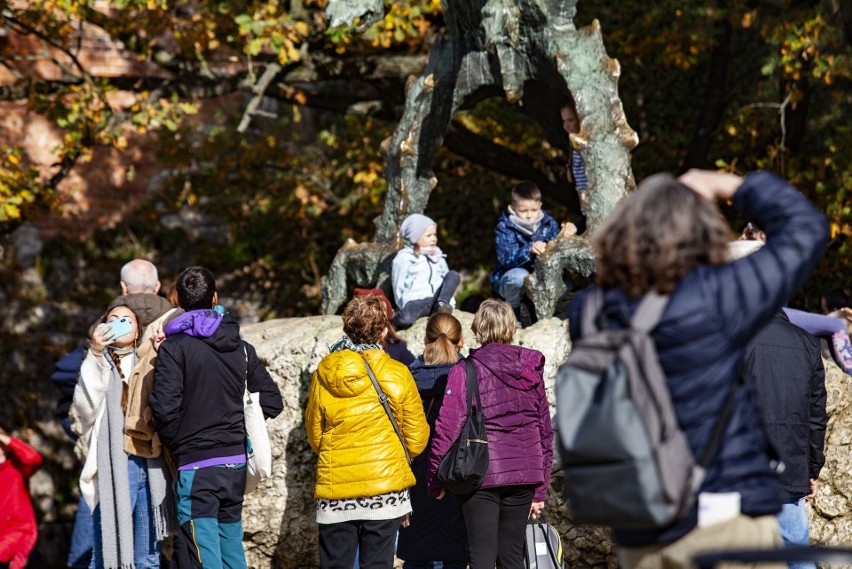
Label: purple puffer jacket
xmin=426 ymin=343 xmax=554 ymax=501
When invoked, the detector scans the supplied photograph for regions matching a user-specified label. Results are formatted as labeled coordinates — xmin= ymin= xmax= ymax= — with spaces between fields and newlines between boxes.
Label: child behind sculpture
xmin=491 ymin=181 xmax=572 ymax=324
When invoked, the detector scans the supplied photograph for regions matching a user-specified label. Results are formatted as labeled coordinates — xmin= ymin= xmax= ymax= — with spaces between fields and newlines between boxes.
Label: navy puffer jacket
xmin=568 ymin=171 xmax=829 ymax=546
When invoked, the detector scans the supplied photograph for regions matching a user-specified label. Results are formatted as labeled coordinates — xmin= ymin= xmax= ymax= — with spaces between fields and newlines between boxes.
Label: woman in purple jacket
xmin=427 ymin=299 xmax=554 ymax=569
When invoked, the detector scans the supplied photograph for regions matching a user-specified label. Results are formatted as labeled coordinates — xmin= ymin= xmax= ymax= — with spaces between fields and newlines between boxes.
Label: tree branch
xmin=443 ymin=121 xmax=573 ymax=210
xmin=237 ymin=62 xmax=282 ymax=133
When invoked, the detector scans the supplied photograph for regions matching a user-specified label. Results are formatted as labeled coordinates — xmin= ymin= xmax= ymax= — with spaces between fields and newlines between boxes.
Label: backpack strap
xmin=699 ymin=375 xmax=742 ymax=468
xmin=580 ymin=288 xmax=605 ymax=337
xmin=631 ymin=292 xmax=669 ymax=332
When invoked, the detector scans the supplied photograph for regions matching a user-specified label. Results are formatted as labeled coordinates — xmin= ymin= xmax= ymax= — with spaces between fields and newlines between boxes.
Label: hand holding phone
xmin=98 ymin=317 xmax=133 ymax=342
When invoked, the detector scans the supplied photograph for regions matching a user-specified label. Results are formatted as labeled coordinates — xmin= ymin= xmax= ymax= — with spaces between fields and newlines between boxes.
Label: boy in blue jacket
xmin=490 ymin=181 xmax=572 ymax=323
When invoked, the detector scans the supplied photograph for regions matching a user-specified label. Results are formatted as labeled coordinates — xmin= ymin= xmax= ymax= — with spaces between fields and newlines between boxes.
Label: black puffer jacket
xmin=151 ymin=312 xmax=283 ymax=467
xmin=569 ymin=171 xmax=829 ymax=546
xmin=743 ymin=310 xmax=826 ymax=497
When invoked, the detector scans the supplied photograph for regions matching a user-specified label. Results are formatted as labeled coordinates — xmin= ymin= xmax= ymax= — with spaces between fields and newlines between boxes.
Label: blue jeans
xmin=777 ymin=497 xmax=813 ymax=569
xmin=90 ymin=455 xmax=160 ymax=568
xmin=68 ymin=494 xmax=94 ymax=568
xmin=497 ymin=268 xmax=529 ymax=309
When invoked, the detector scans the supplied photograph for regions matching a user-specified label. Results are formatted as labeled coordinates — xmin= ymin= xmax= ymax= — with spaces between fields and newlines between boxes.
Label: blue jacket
xmin=396 ymin=356 xmax=466 ymax=565
xmin=490 ymin=209 xmax=560 ymax=291
xmin=392 ymin=246 xmax=452 ymax=308
xmin=568 ymin=172 xmax=829 ymax=546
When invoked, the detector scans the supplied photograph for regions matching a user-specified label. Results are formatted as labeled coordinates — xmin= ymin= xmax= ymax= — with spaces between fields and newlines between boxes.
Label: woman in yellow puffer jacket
xmin=306 ymin=295 xmax=430 ymax=569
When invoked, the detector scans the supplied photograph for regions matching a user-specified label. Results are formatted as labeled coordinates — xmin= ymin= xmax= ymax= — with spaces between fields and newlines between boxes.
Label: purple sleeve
xmin=784 ymin=307 xmax=845 ymax=337
xmin=426 ymin=361 xmax=469 ymax=497
xmin=535 ymin=379 xmax=554 ymax=502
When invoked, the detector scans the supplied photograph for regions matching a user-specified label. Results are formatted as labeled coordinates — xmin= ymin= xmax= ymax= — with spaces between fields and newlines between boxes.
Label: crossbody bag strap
xmin=464 ymin=358 xmax=481 ymax=412
xmin=243 ymin=342 xmax=251 ymax=393
xmin=363 ymin=356 xmax=412 ymax=464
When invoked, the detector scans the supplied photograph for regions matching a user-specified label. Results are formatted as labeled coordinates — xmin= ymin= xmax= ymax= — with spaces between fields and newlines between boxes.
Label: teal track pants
xmin=174 ymin=464 xmax=247 ymax=569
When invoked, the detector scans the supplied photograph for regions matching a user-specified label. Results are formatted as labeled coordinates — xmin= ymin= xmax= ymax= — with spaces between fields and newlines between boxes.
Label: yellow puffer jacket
xmin=306 ymin=348 xmax=430 ymax=500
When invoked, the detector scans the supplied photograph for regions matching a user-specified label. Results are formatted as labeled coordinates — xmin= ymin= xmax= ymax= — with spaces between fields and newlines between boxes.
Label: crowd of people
xmin=3 ymin=131 xmax=848 ymax=569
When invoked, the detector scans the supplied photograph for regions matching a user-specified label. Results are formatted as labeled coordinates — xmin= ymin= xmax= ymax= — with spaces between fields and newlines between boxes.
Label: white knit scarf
xmin=97 ymin=370 xmax=135 ymax=569
xmin=97 ymin=357 xmax=176 ymax=569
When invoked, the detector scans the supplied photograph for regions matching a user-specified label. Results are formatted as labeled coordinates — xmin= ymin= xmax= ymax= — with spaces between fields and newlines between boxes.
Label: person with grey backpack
xmin=559 ymin=170 xmax=829 ymax=569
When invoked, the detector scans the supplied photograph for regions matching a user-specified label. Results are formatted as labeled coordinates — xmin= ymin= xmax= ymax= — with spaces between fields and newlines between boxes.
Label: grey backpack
xmin=556 ymin=289 xmax=737 ymax=530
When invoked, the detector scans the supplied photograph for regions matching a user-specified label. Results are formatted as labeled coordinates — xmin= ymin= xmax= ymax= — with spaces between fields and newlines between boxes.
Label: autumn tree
xmin=0 ymin=0 xmax=849 ymax=313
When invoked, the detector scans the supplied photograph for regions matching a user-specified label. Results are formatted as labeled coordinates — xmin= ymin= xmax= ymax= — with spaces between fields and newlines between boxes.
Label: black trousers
xmin=318 ymin=517 xmax=402 ymax=569
xmin=392 ymin=270 xmax=461 ymax=328
xmin=457 ymin=485 xmax=534 ymax=569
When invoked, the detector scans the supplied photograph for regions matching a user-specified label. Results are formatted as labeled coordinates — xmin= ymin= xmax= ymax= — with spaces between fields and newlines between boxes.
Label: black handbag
xmin=437 ymin=358 xmax=489 ymax=494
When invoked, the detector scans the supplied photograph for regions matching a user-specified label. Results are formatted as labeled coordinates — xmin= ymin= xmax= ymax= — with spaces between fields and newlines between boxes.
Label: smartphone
xmin=100 ymin=316 xmax=133 ymax=341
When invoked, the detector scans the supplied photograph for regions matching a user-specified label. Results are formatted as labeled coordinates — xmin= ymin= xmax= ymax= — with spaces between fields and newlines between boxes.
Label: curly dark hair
xmin=342 ymin=295 xmax=389 ymax=345
xmin=593 ymin=173 xmax=731 ymax=297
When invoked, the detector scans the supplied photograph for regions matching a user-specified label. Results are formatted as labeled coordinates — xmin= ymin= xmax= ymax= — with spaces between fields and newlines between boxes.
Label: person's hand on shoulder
xmin=531 ymin=241 xmax=547 ymax=256
xmin=152 ymin=321 xmax=167 ymax=352
xmin=561 ymin=222 xmax=578 ymax=237
xmin=678 ymin=169 xmax=743 ymax=201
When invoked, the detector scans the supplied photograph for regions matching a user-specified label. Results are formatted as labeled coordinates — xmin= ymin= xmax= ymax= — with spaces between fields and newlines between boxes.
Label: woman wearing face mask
xmin=71 ymin=305 xmax=175 ymax=569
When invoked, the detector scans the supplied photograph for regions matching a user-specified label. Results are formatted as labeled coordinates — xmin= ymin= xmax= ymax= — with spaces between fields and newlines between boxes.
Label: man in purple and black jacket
xmin=150 ymin=266 xmax=282 ymax=568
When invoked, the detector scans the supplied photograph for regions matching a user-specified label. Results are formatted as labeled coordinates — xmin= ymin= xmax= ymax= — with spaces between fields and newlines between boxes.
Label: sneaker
xmin=436 ymin=302 xmax=453 ymax=315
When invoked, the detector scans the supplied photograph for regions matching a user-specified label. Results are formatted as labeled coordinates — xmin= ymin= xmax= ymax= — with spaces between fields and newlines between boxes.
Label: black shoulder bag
xmin=437 ymin=359 xmax=489 ymax=494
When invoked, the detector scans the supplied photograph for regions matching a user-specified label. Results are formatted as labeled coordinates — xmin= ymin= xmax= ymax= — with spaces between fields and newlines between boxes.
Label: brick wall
xmin=0 ymin=3 xmax=239 ymax=241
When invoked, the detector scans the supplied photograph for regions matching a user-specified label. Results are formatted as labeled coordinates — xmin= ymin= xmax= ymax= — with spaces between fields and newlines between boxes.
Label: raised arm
xmin=71 ymin=352 xmax=112 ymax=441
xmin=2 ymin=436 xmax=42 ymax=479
xmin=681 ymin=171 xmax=830 ymax=344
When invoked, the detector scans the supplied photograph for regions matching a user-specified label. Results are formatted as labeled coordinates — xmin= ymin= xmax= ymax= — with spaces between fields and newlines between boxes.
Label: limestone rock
xmin=809 ymin=356 xmax=852 ymax=544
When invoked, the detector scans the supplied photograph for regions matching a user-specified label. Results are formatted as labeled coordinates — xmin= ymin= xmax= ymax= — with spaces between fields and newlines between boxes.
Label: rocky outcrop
xmin=242 ymin=313 xmax=850 ymax=568
xmin=810 ymin=355 xmax=852 ymax=543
